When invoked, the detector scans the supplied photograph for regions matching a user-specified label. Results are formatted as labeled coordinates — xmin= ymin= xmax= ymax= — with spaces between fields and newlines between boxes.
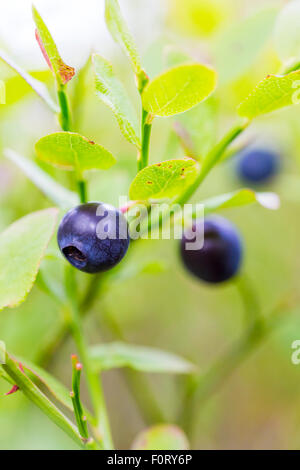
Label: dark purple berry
xmin=180 ymin=216 xmax=243 ymax=284
xmin=236 ymin=147 xmax=279 ymax=185
xmin=57 ymin=202 xmax=130 ymax=274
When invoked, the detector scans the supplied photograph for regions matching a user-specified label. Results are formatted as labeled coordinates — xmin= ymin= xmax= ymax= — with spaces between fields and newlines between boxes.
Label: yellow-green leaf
xmin=129 ymin=159 xmax=200 ymax=201
xmin=238 ymin=70 xmax=300 ymax=119
xmin=18 ymin=357 xmax=73 ymax=412
xmin=4 ymin=149 xmax=79 ymax=209
xmin=0 ymin=49 xmax=59 ymax=112
xmin=142 ymin=64 xmax=217 ymax=117
xmin=35 ymin=132 xmax=116 ymax=172
xmin=92 ymin=54 xmax=140 ymax=148
xmin=132 ymin=425 xmax=189 ymax=450
xmin=202 ymin=189 xmax=280 ymax=214
xmin=105 ymin=0 xmax=144 ymax=80
xmin=0 ymin=209 xmax=58 ymax=311
xmin=90 ymin=342 xmax=197 ymax=374
xmin=32 ymin=5 xmax=75 ymax=85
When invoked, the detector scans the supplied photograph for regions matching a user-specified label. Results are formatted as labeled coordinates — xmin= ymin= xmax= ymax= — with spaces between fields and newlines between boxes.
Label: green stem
xmin=143 ymin=121 xmax=249 ymax=238
xmin=57 ymin=84 xmax=72 ymax=132
xmin=2 ymin=350 xmax=85 ymax=449
xmin=71 ymin=356 xmax=89 ymax=440
xmin=36 ymin=274 xmax=166 ymax=426
xmin=57 ymin=83 xmax=88 ymax=204
xmin=281 ymin=60 xmax=300 ymax=75
xmin=234 ymin=274 xmax=261 ymax=327
xmin=77 ymin=180 xmax=88 ymax=204
xmin=138 ymin=109 xmax=152 ymax=172
xmin=177 ymin=120 xmax=249 ymax=206
xmin=65 ymin=266 xmax=113 ymax=450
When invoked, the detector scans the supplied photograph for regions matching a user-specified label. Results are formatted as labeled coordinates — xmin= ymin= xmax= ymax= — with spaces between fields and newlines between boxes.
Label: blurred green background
xmin=1 ymin=0 xmax=300 ymax=450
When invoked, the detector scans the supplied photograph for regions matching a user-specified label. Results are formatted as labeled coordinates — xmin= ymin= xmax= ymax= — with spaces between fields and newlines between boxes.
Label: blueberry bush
xmin=1 ymin=0 xmax=300 ymax=450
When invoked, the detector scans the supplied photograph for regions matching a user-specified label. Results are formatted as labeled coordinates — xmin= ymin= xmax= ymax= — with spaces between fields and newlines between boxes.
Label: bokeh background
xmin=1 ymin=0 xmax=300 ymax=450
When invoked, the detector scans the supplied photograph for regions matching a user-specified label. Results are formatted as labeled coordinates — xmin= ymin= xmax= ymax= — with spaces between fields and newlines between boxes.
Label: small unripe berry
xmin=57 ymin=202 xmax=130 ymax=274
xmin=180 ymin=216 xmax=243 ymax=284
xmin=236 ymin=147 xmax=279 ymax=185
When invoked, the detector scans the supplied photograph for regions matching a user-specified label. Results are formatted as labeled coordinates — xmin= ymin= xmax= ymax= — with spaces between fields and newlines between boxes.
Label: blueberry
xmin=180 ymin=216 xmax=243 ymax=284
xmin=236 ymin=147 xmax=279 ymax=185
xmin=57 ymin=202 xmax=130 ymax=273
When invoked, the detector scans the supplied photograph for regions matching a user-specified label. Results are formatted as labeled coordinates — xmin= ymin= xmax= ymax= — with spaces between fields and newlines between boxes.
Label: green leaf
xmin=92 ymin=54 xmax=140 ymax=148
xmin=129 ymin=159 xmax=200 ymax=201
xmin=18 ymin=358 xmax=73 ymax=412
xmin=89 ymin=342 xmax=197 ymax=374
xmin=4 ymin=70 xmax=53 ymax=106
xmin=105 ymin=0 xmax=146 ymax=86
xmin=1 ymin=346 xmax=84 ymax=448
xmin=274 ymin=1 xmax=300 ymax=63
xmin=214 ymin=8 xmax=278 ymax=85
xmin=202 ymin=189 xmax=280 ymax=215
xmin=132 ymin=425 xmax=189 ymax=450
xmin=0 ymin=49 xmax=59 ymax=112
xmin=237 ymin=70 xmax=300 ymax=119
xmin=176 ymin=96 xmax=218 ymax=159
xmin=32 ymin=5 xmax=75 ymax=85
xmin=141 ymin=64 xmax=217 ymax=117
xmin=0 ymin=209 xmax=58 ymax=311
xmin=35 ymin=132 xmax=116 ymax=173
xmin=4 ymin=149 xmax=79 ymax=209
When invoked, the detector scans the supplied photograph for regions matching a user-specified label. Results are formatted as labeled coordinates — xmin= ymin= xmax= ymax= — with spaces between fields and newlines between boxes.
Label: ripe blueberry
xmin=236 ymin=147 xmax=279 ymax=185
xmin=57 ymin=202 xmax=130 ymax=274
xmin=180 ymin=216 xmax=243 ymax=284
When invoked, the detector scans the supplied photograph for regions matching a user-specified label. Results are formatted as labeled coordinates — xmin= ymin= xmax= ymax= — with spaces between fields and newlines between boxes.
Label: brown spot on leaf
xmin=156 ymin=163 xmax=162 ymax=167
xmin=58 ymin=59 xmax=75 ymax=84
xmin=35 ymin=30 xmax=75 ymax=84
xmin=147 ymin=181 xmax=153 ymax=184
xmin=89 ymin=140 xmax=95 ymax=145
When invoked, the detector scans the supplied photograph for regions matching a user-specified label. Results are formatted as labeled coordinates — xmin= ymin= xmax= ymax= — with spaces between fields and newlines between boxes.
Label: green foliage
xmin=132 ymin=424 xmax=189 ymax=450
xmin=1 ymin=0 xmax=299 ymax=451
xmin=202 ymin=189 xmax=280 ymax=214
xmin=32 ymin=5 xmax=75 ymax=85
xmin=274 ymin=0 xmax=300 ymax=63
xmin=105 ymin=0 xmax=147 ymax=88
xmin=93 ymin=54 xmax=140 ymax=148
xmin=18 ymin=358 xmax=73 ymax=412
xmin=89 ymin=342 xmax=197 ymax=374
xmin=238 ymin=70 xmax=300 ymax=118
xmin=0 ymin=209 xmax=58 ymax=311
xmin=214 ymin=8 xmax=278 ymax=85
xmin=4 ymin=149 xmax=79 ymax=209
xmin=141 ymin=64 xmax=217 ymax=117
xmin=0 ymin=49 xmax=59 ymax=112
xmin=35 ymin=132 xmax=116 ymax=173
xmin=0 ymin=346 xmax=84 ymax=448
xmin=176 ymin=97 xmax=218 ymax=158
xmin=129 ymin=159 xmax=200 ymax=201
